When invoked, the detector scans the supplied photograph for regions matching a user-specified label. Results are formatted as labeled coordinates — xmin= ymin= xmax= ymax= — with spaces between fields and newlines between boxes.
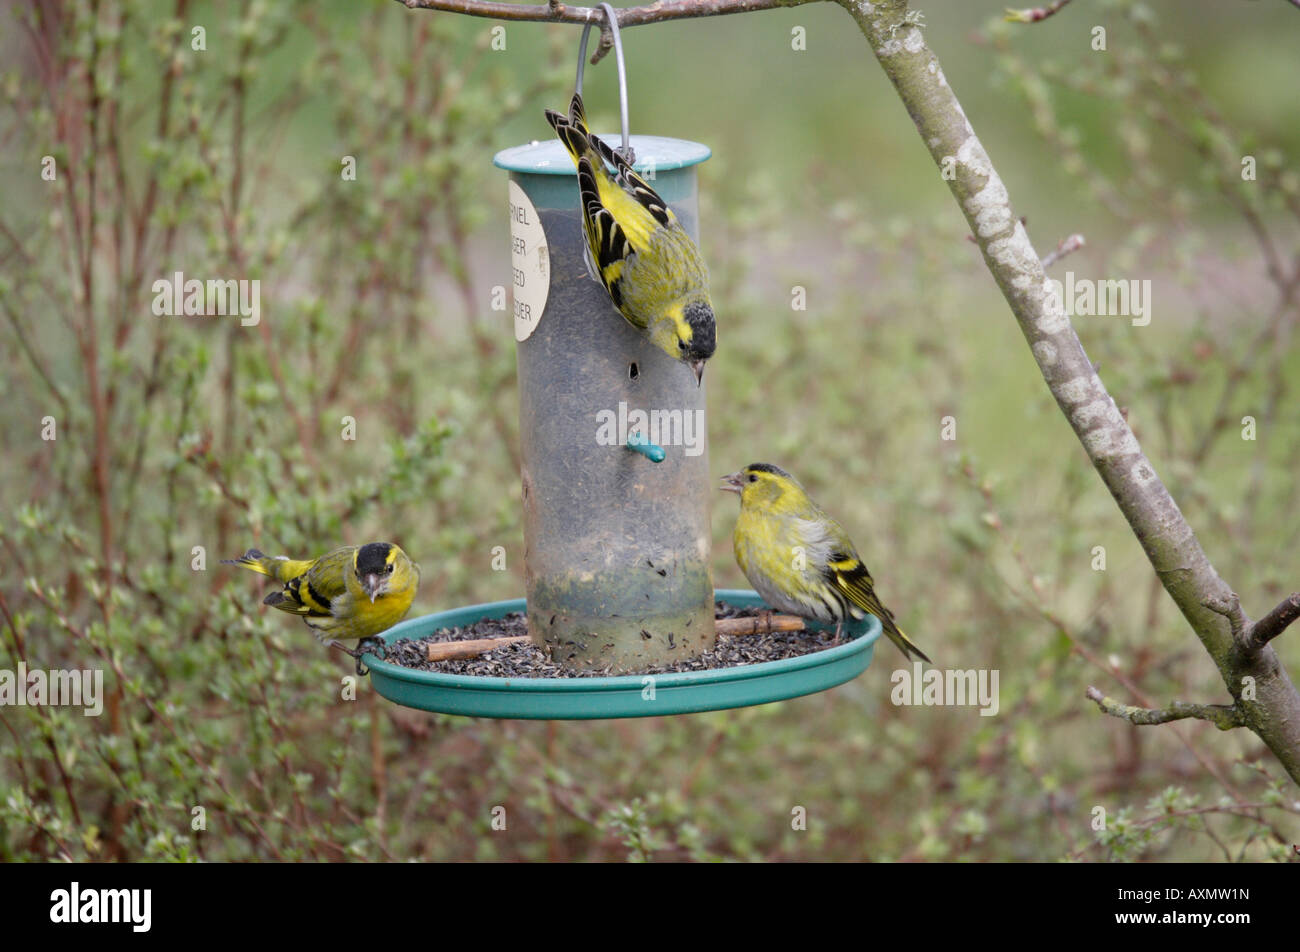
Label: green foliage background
xmin=1 ymin=0 xmax=1298 ymax=861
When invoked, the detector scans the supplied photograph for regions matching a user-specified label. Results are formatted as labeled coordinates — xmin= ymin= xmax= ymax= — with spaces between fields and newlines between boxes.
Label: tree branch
xmin=1086 ymin=686 xmax=1244 ymax=731
xmin=1004 ymin=0 xmax=1074 ymax=23
xmin=400 ymin=0 xmax=825 ymax=62
xmin=399 ymin=0 xmax=822 ymax=29
xmin=840 ymin=0 xmax=1300 ymax=783
xmin=1250 ymin=593 xmax=1300 ymax=651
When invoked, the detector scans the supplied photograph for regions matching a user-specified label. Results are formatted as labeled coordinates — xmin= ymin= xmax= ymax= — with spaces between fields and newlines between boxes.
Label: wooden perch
xmin=426 ymin=635 xmax=531 ymax=661
xmin=426 ymin=613 xmax=807 ymax=661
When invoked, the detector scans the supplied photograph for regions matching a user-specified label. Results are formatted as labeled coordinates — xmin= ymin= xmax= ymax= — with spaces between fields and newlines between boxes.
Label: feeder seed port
xmin=626 ymin=429 xmax=665 ymax=463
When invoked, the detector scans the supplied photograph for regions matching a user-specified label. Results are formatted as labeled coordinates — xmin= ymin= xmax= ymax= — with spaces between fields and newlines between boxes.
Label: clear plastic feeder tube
xmin=495 ymin=134 xmax=715 ymax=672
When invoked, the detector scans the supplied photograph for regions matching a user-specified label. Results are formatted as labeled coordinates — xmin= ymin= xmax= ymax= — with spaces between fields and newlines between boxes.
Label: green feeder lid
xmin=494 ymin=135 xmax=711 ymax=175
xmin=363 ymin=590 xmax=882 ymax=720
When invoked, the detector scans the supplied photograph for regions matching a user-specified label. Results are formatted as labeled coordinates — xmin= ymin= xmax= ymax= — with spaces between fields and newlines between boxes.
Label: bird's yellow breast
xmin=341 ymin=573 xmax=416 ymax=639
xmin=734 ymin=505 xmax=798 ymax=586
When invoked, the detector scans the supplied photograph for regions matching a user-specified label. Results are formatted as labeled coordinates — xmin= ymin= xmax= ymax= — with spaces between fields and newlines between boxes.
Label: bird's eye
xmin=678 ymin=339 xmax=687 ymax=351
xmin=748 ymin=474 xmax=757 ymax=482
xmin=386 ymin=563 xmax=394 ymax=574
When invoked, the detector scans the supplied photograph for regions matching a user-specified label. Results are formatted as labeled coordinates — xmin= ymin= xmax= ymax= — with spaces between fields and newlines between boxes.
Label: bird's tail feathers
xmin=221 ymin=548 xmax=306 ymax=584
xmin=880 ymin=615 xmax=931 ymax=665
xmin=568 ymin=90 xmax=588 ymax=131
xmin=546 ymin=92 xmax=628 ymax=176
xmin=836 ymin=568 xmax=930 ymax=663
xmin=222 ymin=548 xmax=275 ymax=576
xmin=545 ymin=93 xmax=595 ymax=168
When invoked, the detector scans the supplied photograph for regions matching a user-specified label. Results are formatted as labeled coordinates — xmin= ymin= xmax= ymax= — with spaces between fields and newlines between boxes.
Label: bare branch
xmin=1086 ymin=686 xmax=1244 ymax=731
xmin=842 ymin=0 xmax=1300 ymax=783
xmin=1004 ymin=0 xmax=1074 ymax=22
xmin=398 ymin=0 xmax=824 ymax=29
xmin=1250 ymin=593 xmax=1300 ymax=651
xmin=1040 ymin=232 xmax=1085 ymax=269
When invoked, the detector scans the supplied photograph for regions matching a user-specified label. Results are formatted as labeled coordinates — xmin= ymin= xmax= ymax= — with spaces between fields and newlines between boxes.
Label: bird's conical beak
xmin=720 ymin=472 xmax=744 ymax=494
xmin=691 ymin=360 xmax=705 ymax=386
xmin=364 ymin=573 xmax=381 ymax=603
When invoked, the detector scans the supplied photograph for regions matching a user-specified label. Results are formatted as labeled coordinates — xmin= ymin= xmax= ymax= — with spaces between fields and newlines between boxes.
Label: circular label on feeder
xmin=508 ymin=180 xmax=548 ymax=342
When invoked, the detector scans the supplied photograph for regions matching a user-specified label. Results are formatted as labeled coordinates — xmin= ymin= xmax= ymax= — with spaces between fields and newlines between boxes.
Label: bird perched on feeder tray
xmin=223 ymin=542 xmax=420 ymax=672
xmin=722 ymin=464 xmax=930 ymax=663
xmin=545 ymin=92 xmax=716 ymax=385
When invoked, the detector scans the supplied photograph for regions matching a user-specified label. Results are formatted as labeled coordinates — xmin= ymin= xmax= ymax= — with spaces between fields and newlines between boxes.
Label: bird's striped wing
xmin=586 ymin=130 xmax=676 ymax=231
xmin=579 ymin=136 xmax=681 ymax=316
xmin=264 ymin=576 xmax=331 ymax=618
xmin=559 ymin=91 xmax=674 ymax=238
xmin=825 ymin=551 xmax=894 ymax=623
xmin=546 ymin=92 xmax=678 ymax=318
xmin=577 ymin=156 xmax=634 ymax=307
xmin=826 ymin=548 xmax=930 ymax=662
xmin=263 ymin=555 xmax=347 ymax=619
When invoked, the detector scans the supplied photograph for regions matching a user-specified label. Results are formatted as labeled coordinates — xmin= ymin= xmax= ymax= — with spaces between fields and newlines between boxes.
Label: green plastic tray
xmin=364 ymin=590 xmax=880 ymax=719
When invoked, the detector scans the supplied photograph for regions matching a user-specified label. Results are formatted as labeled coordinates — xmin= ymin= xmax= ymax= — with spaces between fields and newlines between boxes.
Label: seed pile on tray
xmin=381 ymin=601 xmax=841 ymax=679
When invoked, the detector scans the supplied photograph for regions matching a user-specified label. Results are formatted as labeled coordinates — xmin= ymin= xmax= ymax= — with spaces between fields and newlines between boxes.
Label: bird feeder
xmin=361 ymin=7 xmax=882 ymax=717
xmin=497 ymin=133 xmax=718 ymax=671
xmin=497 ymin=15 xmax=720 ymax=673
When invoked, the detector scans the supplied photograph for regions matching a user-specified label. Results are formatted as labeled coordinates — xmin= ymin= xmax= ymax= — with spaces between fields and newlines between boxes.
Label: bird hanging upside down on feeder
xmin=224 ymin=542 xmax=420 ymax=673
xmin=545 ymin=92 xmax=717 ymax=385
xmin=722 ymin=464 xmax=931 ymax=663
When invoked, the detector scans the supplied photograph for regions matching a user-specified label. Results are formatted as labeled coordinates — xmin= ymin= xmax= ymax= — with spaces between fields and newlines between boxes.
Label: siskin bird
xmin=722 ymin=464 xmax=930 ymax=662
xmin=223 ymin=542 xmax=420 ymax=671
xmin=545 ymin=92 xmax=716 ymax=384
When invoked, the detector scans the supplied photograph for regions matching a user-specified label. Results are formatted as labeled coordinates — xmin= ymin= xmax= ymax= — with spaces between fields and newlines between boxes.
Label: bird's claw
xmin=354 ymin=637 xmax=388 ymax=676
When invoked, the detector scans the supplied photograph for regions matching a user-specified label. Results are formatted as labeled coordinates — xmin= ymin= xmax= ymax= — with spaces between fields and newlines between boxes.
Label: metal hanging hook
xmin=574 ymin=2 xmax=633 ymax=164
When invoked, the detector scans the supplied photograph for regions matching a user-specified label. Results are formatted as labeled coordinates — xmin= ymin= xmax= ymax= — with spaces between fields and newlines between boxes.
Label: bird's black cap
xmin=683 ymin=301 xmax=716 ymax=360
xmin=356 ymin=542 xmax=394 ymax=576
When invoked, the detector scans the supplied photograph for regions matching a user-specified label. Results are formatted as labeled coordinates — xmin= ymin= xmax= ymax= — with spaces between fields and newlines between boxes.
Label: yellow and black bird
xmin=545 ymin=92 xmax=716 ymax=384
xmin=224 ymin=542 xmax=419 ymax=671
xmin=722 ymin=464 xmax=930 ymax=662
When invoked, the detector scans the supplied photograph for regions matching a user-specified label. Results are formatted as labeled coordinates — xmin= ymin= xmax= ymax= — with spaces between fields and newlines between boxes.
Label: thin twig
xmin=1250 ymin=593 xmax=1300 ymax=651
xmin=1040 ymin=232 xmax=1085 ymax=269
xmin=1086 ymin=686 xmax=1244 ymax=731
xmin=1004 ymin=0 xmax=1074 ymax=22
